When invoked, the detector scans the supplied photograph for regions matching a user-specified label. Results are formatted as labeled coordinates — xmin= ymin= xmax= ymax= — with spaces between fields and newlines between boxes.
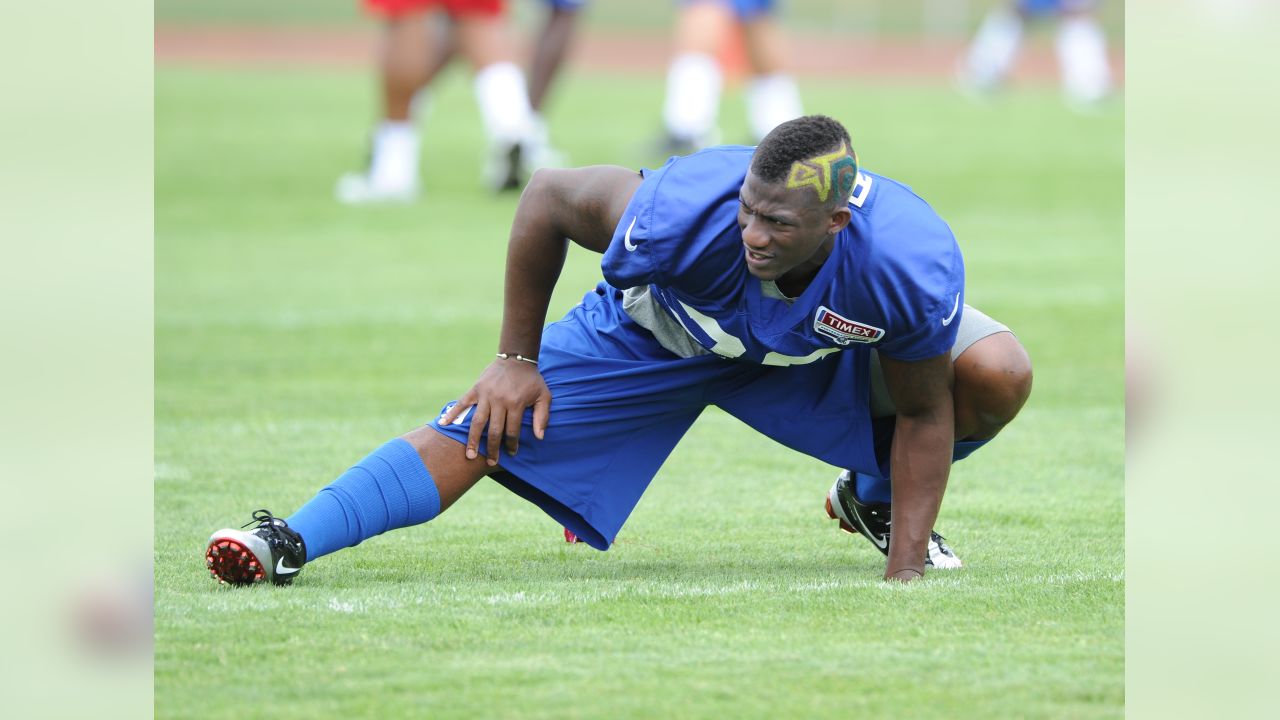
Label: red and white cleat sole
xmin=825 ymin=496 xmax=859 ymax=536
xmin=563 ymin=528 xmax=616 ymax=546
xmin=205 ymin=530 xmax=269 ymax=585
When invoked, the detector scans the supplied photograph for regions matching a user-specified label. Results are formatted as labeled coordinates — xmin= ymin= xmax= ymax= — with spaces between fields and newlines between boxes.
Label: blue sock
xmin=855 ymin=438 xmax=993 ymax=505
xmin=855 ymin=471 xmax=893 ymax=504
xmin=951 ymin=439 xmax=989 ymax=463
xmin=286 ymin=438 xmax=441 ymax=562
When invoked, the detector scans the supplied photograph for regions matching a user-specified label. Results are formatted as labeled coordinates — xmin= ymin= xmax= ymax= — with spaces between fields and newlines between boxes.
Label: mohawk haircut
xmin=750 ymin=115 xmax=856 ymax=208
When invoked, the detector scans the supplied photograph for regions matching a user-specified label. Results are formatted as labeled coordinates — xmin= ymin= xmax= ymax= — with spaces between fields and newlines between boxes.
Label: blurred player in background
xmin=957 ymin=0 xmax=1113 ymax=110
xmin=659 ymin=0 xmax=804 ymax=154
xmin=527 ymin=1 xmax=585 ymax=159
xmin=338 ymin=0 xmax=581 ymax=203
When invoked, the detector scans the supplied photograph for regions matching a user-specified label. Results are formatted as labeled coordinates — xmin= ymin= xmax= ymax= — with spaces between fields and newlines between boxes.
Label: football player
xmin=337 ymin=0 xmax=580 ymax=203
xmin=209 ymin=115 xmax=1031 ymax=586
xmin=660 ymin=0 xmax=804 ymax=154
xmin=957 ymin=0 xmax=1114 ymax=110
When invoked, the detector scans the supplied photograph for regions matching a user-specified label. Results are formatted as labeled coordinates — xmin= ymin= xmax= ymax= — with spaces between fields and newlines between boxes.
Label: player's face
xmin=737 ymin=172 xmax=847 ymax=283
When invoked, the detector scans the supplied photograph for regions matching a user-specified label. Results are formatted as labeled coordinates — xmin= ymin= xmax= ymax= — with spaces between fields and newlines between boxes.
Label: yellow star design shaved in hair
xmin=786 ymin=143 xmax=858 ymax=203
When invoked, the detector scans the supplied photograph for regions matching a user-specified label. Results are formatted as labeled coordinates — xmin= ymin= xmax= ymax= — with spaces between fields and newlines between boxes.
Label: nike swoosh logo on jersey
xmin=941 ymin=293 xmax=960 ymax=326
xmin=276 ymin=557 xmax=301 ymax=575
xmin=623 ymin=216 xmax=638 ymax=251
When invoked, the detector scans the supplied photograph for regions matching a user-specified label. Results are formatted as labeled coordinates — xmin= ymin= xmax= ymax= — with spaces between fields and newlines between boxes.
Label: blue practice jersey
xmin=601 ymin=146 xmax=965 ymax=366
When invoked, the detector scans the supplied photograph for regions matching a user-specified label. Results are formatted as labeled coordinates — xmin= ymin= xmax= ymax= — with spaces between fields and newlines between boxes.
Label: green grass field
xmin=155 ymin=62 xmax=1123 ymax=718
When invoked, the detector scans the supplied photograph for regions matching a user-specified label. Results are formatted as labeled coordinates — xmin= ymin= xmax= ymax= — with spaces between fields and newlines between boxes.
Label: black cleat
xmin=482 ymin=141 xmax=525 ymax=192
xmin=650 ymin=129 xmax=717 ymax=162
xmin=658 ymin=133 xmax=700 ymax=158
xmin=825 ymin=470 xmax=962 ymax=569
xmin=206 ymin=510 xmax=307 ymax=586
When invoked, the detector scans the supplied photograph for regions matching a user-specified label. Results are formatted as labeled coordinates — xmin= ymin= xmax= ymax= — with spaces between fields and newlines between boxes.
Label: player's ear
xmin=827 ymin=206 xmax=852 ymax=235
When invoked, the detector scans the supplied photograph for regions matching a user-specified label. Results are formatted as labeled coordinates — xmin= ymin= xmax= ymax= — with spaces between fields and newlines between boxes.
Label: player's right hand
xmin=440 ymin=359 xmax=551 ymax=467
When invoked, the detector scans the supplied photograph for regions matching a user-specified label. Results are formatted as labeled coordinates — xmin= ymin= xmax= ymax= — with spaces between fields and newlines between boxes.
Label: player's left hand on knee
xmin=454 ymin=359 xmax=552 ymax=465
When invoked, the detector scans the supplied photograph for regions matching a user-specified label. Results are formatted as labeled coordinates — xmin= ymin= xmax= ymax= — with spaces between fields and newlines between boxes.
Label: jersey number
xmin=849 ymin=172 xmax=872 ymax=208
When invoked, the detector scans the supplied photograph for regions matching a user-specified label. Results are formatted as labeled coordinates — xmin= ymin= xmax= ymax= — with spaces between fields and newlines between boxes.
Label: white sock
xmin=962 ymin=9 xmax=1024 ymax=88
xmin=473 ymin=62 xmax=536 ymax=146
xmin=662 ymin=52 xmax=722 ymax=144
xmin=521 ymin=111 xmax=566 ymax=168
xmin=369 ymin=120 xmax=419 ymax=190
xmin=1056 ymin=16 xmax=1112 ymax=105
xmin=747 ymin=73 xmax=803 ymax=142
xmin=529 ymin=111 xmax=550 ymax=146
xmin=409 ymin=88 xmax=432 ymax=122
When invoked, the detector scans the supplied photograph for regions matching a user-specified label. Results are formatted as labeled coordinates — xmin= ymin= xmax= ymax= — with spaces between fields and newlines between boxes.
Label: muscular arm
xmin=498 ymin=166 xmax=642 ymax=359
xmin=879 ymin=352 xmax=955 ymax=581
xmin=443 ymin=166 xmax=643 ymax=465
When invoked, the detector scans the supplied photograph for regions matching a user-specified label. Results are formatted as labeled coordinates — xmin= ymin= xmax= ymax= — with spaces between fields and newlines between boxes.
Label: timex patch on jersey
xmin=814 ymin=306 xmax=884 ymax=345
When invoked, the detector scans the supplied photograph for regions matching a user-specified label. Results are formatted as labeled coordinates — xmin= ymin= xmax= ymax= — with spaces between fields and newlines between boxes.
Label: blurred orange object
xmin=718 ymin=24 xmax=749 ymax=83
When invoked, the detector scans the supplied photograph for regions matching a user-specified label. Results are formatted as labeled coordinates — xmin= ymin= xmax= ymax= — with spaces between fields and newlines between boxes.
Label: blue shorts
xmin=545 ymin=0 xmax=585 ymax=10
xmin=431 ymin=283 xmax=878 ymax=550
xmin=1017 ymin=0 xmax=1097 ymax=15
xmin=680 ymin=0 xmax=775 ymax=21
